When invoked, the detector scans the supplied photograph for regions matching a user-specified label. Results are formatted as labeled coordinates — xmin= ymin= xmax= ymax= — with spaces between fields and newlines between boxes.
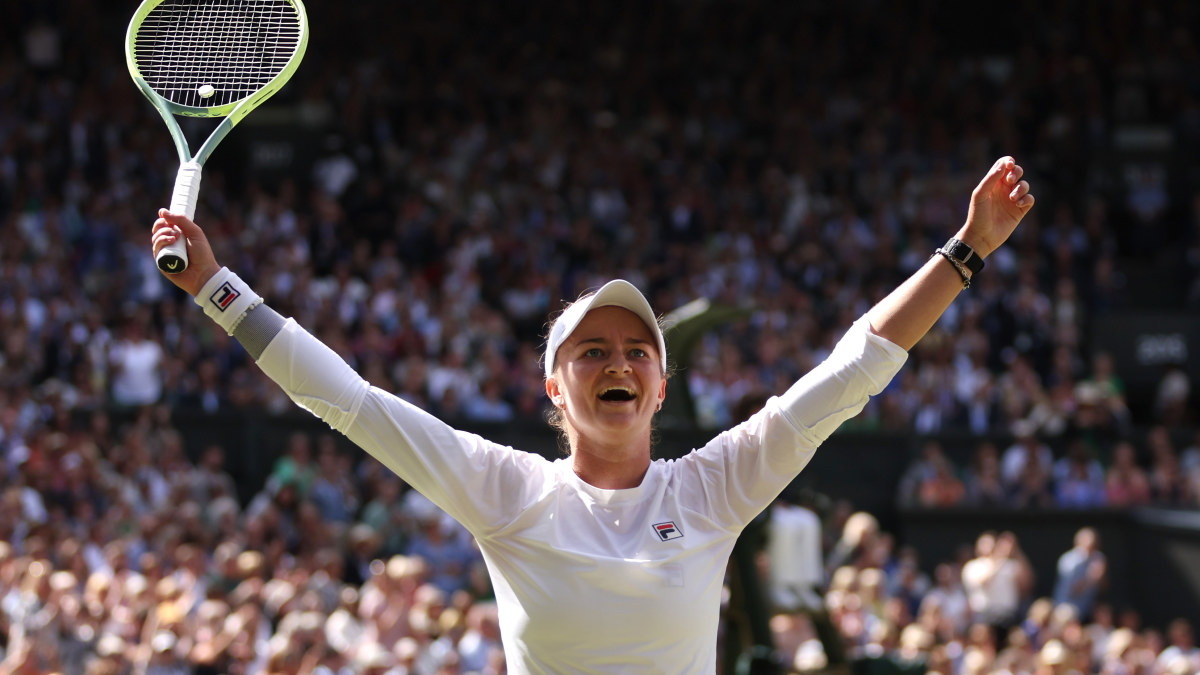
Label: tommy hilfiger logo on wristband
xmin=210 ymin=282 xmax=241 ymax=311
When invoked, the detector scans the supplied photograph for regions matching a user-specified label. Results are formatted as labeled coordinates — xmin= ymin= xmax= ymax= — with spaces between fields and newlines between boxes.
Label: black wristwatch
xmin=941 ymin=238 xmax=985 ymax=275
xmin=934 ymin=237 xmax=985 ymax=288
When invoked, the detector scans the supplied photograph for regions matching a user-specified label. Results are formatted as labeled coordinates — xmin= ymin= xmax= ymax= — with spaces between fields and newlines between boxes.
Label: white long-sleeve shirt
xmin=225 ymin=278 xmax=906 ymax=674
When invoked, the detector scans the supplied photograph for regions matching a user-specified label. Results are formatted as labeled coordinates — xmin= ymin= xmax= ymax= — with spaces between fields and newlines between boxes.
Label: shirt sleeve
xmin=775 ymin=315 xmax=908 ymax=437
xmin=255 ymin=318 xmax=554 ymax=536
xmin=673 ymin=315 xmax=908 ymax=529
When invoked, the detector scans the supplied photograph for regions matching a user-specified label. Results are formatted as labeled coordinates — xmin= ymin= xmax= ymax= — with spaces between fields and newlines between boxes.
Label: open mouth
xmin=598 ymin=387 xmax=637 ymax=402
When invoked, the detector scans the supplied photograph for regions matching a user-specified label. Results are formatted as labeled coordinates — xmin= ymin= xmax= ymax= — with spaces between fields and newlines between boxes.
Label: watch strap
xmin=941 ymin=238 xmax=985 ymax=276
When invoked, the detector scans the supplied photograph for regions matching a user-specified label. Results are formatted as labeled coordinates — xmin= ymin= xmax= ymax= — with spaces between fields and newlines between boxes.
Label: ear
xmin=545 ymin=376 xmax=564 ymax=406
xmin=656 ymin=378 xmax=666 ymax=407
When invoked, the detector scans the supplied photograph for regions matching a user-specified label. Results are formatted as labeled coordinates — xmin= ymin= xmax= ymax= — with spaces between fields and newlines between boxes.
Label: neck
xmin=568 ymin=432 xmax=652 ymax=489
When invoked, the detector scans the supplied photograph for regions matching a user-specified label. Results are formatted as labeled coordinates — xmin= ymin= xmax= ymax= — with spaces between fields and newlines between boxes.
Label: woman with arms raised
xmin=151 ymin=157 xmax=1033 ymax=674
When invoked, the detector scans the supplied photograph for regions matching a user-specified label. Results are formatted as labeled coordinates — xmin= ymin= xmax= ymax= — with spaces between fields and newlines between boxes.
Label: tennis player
xmin=152 ymin=157 xmax=1033 ymax=674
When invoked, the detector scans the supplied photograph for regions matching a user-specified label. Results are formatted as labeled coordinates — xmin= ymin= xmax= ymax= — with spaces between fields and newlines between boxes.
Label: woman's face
xmin=546 ymin=306 xmax=666 ymax=449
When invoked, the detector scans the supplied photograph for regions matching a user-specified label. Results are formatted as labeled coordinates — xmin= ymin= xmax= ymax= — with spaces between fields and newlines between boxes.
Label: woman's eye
xmin=584 ymin=348 xmax=603 ymax=358
xmin=630 ymin=348 xmax=648 ymax=358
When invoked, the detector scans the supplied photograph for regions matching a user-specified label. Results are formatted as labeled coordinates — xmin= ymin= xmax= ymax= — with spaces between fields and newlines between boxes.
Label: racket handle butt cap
xmin=157 ymin=241 xmax=189 ymax=274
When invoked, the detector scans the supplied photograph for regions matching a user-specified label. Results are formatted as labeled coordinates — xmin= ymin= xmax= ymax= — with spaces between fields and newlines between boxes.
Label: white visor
xmin=544 ymin=279 xmax=667 ymax=378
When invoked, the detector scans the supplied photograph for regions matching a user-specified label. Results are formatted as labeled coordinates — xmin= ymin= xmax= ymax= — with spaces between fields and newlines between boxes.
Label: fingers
xmin=151 ymin=226 xmax=176 ymax=244
xmin=157 ymin=208 xmax=195 ymax=232
xmin=151 ymin=218 xmax=178 ymax=236
xmin=994 ymin=157 xmax=1034 ymax=208
xmin=977 ymin=156 xmax=1018 ymax=195
xmin=151 ymin=224 xmax=183 ymax=253
xmin=1012 ymin=180 xmax=1035 ymax=209
xmin=158 ymin=207 xmax=190 ymax=223
xmin=151 ymin=208 xmax=207 ymax=257
xmin=1005 ymin=161 xmax=1024 ymax=184
xmin=151 ymin=211 xmax=184 ymax=249
xmin=148 ymin=208 xmax=219 ymax=295
xmin=152 ymin=210 xmax=190 ymax=237
xmin=990 ymin=155 xmax=1014 ymax=178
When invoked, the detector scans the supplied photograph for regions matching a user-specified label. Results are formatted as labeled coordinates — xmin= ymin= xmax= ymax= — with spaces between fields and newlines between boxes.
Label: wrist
xmin=953 ymin=229 xmax=994 ymax=259
xmin=933 ymin=237 xmax=985 ymax=289
xmin=194 ymin=267 xmax=263 ymax=335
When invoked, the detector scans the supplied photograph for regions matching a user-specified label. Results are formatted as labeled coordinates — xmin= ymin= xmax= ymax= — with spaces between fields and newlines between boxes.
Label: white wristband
xmin=194 ymin=267 xmax=263 ymax=335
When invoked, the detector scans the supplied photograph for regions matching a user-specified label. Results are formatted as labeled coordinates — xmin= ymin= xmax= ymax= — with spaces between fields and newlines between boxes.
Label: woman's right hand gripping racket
xmin=126 ymin=0 xmax=309 ymax=273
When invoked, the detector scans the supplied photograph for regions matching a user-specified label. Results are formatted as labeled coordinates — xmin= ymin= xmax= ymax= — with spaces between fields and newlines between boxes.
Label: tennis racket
xmin=126 ymin=0 xmax=309 ymax=273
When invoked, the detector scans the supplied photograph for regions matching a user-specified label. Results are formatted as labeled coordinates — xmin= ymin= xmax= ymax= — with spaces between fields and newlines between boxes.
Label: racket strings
xmin=133 ymin=0 xmax=303 ymax=109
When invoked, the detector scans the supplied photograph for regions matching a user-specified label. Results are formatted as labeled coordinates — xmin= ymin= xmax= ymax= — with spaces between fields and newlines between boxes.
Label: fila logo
xmin=210 ymin=282 xmax=240 ymax=312
xmin=653 ymin=521 xmax=683 ymax=541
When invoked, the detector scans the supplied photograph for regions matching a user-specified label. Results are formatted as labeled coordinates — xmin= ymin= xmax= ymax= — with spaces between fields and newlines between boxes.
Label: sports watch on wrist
xmin=940 ymin=238 xmax=985 ymax=276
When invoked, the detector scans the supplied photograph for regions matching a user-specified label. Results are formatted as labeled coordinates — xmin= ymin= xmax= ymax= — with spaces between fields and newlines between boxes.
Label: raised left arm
xmin=866 ymin=156 xmax=1034 ymax=351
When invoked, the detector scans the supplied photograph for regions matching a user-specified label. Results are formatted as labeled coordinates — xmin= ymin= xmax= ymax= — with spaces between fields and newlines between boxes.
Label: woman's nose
xmin=605 ymin=356 xmax=632 ymax=374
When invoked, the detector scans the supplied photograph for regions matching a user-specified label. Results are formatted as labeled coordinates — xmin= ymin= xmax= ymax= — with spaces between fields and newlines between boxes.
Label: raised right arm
xmin=150 ymin=211 xmax=551 ymax=535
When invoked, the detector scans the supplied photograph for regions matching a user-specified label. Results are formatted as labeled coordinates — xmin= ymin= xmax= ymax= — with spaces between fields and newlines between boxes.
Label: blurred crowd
xmin=4 ymin=2 xmax=1199 ymax=435
xmin=2 ymin=414 xmax=1198 ymax=675
xmin=765 ymin=509 xmax=1200 ymax=675
xmin=0 ymin=411 xmax=502 ymax=674
xmin=3 ymin=0 xmax=1200 ymax=673
xmin=895 ymin=423 xmax=1200 ymax=511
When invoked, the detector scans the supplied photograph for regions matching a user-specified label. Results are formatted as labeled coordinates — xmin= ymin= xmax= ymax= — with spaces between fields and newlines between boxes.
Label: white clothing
xmin=766 ymin=503 xmax=825 ymax=611
xmin=109 ymin=338 xmax=163 ymax=406
xmin=962 ymin=556 xmax=1021 ymax=625
xmin=254 ymin=313 xmax=907 ymax=674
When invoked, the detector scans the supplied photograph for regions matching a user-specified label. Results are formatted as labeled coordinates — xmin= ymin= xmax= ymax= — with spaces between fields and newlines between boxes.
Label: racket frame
xmin=125 ymin=0 xmax=309 ymax=271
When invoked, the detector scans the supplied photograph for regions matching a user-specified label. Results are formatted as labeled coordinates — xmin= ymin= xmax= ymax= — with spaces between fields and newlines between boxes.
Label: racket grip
xmin=159 ymin=161 xmax=203 ymax=273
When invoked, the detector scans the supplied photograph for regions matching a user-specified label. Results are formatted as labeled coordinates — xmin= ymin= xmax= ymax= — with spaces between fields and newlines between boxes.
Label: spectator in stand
xmin=341 ymin=523 xmax=382 ymax=588
xmin=896 ymin=439 xmax=951 ymax=508
xmin=886 ymin=548 xmax=931 ymax=621
xmin=1053 ymin=438 xmax=1108 ymax=508
xmin=1105 ymin=441 xmax=1152 ymax=507
xmin=178 ymin=357 xmax=227 ymax=415
xmin=359 ymin=474 xmax=410 ymax=558
xmin=1148 ymin=442 xmax=1193 ymax=508
xmin=1051 ymin=527 xmax=1107 ymax=623
xmin=107 ymin=310 xmax=164 ymax=409
xmin=917 ymin=453 xmax=967 ymax=508
xmin=962 ymin=531 xmax=1034 ymax=640
xmin=461 ymin=376 xmax=516 ymax=423
xmin=457 ymin=601 xmax=503 ymax=673
xmin=1157 ymin=619 xmax=1200 ymax=675
xmin=765 ymin=489 xmax=825 ymax=612
xmin=403 ymin=501 xmax=480 ymax=598
xmin=1006 ymin=443 xmax=1056 ymax=509
xmin=962 ymin=440 xmax=1008 ymax=507
xmin=920 ymin=562 xmax=971 ymax=641
xmin=308 ymin=434 xmax=360 ymax=529
xmin=269 ymin=431 xmax=318 ymax=500
xmin=1001 ymin=420 xmax=1055 ymax=488
xmin=1076 ymin=351 xmax=1131 ymax=435
xmin=188 ymin=444 xmax=237 ymax=505
xmin=1097 ymin=626 xmax=1137 ymax=675
xmin=995 ymin=356 xmax=1047 ymax=432
xmin=826 ymin=511 xmax=880 ymax=575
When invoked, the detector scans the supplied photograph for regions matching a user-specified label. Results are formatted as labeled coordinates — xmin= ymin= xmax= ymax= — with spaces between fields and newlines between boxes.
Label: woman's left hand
xmin=956 ymin=156 xmax=1035 ymax=258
